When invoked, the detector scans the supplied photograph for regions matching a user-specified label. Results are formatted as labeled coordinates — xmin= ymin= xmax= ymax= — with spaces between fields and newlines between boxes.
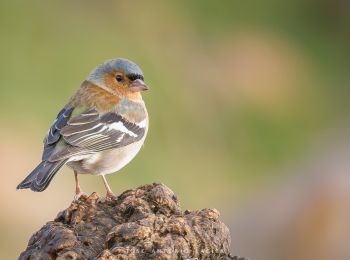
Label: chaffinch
xmin=17 ymin=58 xmax=149 ymax=199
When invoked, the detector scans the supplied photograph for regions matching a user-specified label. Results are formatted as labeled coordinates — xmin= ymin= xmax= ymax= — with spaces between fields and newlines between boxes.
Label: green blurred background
xmin=1 ymin=1 xmax=349 ymax=259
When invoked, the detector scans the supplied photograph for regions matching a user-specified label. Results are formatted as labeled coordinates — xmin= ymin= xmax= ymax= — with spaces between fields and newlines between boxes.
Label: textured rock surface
xmin=19 ymin=183 xmax=246 ymax=260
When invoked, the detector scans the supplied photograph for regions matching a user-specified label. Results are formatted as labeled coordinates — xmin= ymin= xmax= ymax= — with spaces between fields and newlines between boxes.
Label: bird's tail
xmin=17 ymin=160 xmax=68 ymax=192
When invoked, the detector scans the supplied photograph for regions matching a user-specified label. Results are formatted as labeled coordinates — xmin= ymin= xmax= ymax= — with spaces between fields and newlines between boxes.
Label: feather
xmin=17 ymin=159 xmax=68 ymax=192
xmin=46 ymin=107 xmax=74 ymax=145
xmin=48 ymin=109 xmax=146 ymax=162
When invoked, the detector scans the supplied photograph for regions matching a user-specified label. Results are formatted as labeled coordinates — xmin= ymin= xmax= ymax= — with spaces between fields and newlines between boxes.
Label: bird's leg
xmin=101 ymin=175 xmax=116 ymax=199
xmin=74 ymin=171 xmax=85 ymax=200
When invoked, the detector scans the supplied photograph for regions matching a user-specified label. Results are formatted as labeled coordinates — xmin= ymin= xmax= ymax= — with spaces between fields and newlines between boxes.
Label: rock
xmin=19 ymin=183 xmax=247 ymax=260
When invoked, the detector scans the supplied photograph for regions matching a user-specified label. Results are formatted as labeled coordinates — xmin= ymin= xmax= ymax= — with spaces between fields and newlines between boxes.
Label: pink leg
xmin=101 ymin=175 xmax=116 ymax=199
xmin=74 ymin=171 xmax=85 ymax=200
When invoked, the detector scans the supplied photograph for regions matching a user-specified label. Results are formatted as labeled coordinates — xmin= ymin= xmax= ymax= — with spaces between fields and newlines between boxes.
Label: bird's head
xmin=87 ymin=58 xmax=148 ymax=98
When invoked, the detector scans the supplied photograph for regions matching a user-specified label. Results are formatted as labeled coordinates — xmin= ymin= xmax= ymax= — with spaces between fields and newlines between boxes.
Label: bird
xmin=17 ymin=58 xmax=149 ymax=199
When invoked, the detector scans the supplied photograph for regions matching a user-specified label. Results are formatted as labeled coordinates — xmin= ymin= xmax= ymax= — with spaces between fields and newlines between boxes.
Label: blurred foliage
xmin=0 ymin=0 xmax=349 ymax=258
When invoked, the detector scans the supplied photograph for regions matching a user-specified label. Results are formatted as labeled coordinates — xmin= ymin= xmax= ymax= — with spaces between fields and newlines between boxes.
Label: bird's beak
xmin=129 ymin=79 xmax=149 ymax=92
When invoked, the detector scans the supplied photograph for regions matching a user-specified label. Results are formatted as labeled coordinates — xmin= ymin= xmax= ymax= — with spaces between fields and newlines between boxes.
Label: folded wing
xmin=48 ymin=108 xmax=146 ymax=161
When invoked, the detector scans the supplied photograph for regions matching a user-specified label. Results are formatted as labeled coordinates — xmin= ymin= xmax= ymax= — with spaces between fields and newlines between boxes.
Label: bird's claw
xmin=74 ymin=191 xmax=87 ymax=201
xmin=106 ymin=191 xmax=117 ymax=200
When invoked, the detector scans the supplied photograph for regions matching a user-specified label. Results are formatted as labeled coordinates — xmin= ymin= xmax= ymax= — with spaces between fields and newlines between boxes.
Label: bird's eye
xmin=116 ymin=75 xmax=123 ymax=82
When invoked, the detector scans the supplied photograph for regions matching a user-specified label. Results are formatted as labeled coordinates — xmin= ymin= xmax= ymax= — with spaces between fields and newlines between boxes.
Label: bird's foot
xmin=74 ymin=191 xmax=87 ymax=201
xmin=106 ymin=191 xmax=117 ymax=200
